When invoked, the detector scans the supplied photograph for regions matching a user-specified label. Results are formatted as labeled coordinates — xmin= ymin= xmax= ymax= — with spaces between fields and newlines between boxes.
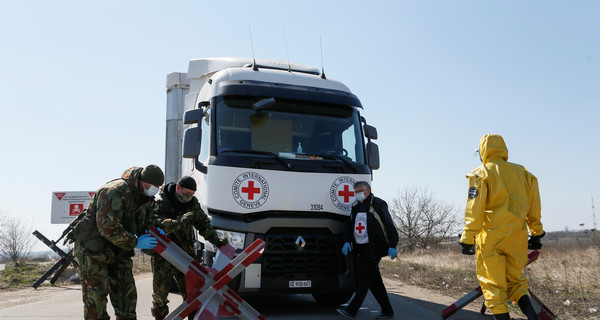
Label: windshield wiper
xmin=310 ymin=153 xmax=359 ymax=173
xmin=220 ymin=149 xmax=291 ymax=170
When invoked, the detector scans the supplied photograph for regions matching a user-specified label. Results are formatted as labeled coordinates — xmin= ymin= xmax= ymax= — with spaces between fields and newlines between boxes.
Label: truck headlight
xmin=216 ymin=230 xmax=246 ymax=250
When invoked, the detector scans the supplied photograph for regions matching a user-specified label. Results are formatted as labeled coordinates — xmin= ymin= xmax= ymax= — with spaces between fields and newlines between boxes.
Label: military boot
xmin=518 ymin=295 xmax=541 ymax=320
xmin=493 ymin=313 xmax=510 ymax=320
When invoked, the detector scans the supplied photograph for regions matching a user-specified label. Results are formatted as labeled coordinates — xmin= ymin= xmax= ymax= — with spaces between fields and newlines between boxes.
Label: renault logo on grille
xmin=295 ymin=235 xmax=306 ymax=250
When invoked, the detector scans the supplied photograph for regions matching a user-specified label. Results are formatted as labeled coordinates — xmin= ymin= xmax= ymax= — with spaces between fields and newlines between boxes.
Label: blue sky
xmin=1 ymin=1 xmax=599 ymax=249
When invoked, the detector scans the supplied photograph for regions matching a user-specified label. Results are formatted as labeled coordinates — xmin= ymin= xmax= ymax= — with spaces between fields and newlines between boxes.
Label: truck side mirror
xmin=182 ymin=108 xmax=207 ymax=173
xmin=367 ymin=141 xmax=380 ymax=170
xmin=184 ymin=108 xmax=204 ymax=125
xmin=363 ymin=124 xmax=378 ymax=140
xmin=183 ymin=127 xmax=201 ymax=158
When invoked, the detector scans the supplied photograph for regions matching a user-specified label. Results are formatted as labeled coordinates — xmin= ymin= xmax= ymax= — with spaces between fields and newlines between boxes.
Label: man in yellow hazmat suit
xmin=459 ymin=134 xmax=545 ymax=320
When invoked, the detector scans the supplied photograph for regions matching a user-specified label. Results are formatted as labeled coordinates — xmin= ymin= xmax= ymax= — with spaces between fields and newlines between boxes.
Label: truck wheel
xmin=312 ymin=292 xmax=353 ymax=306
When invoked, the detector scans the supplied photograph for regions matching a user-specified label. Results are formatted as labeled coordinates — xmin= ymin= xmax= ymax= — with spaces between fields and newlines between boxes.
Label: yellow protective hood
xmin=479 ymin=134 xmax=508 ymax=163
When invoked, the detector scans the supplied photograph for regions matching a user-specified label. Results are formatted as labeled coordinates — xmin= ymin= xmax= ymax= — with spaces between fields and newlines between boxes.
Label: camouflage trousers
xmin=75 ymin=245 xmax=137 ymax=320
xmin=151 ymin=254 xmax=187 ymax=318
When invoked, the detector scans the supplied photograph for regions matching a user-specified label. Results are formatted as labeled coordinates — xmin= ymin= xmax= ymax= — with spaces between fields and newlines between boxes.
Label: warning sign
xmin=69 ymin=203 xmax=83 ymax=216
xmin=51 ymin=191 xmax=95 ymax=224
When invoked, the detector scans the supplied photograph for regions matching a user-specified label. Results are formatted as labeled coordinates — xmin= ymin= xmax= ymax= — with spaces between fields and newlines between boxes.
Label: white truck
xmin=164 ymin=57 xmax=380 ymax=305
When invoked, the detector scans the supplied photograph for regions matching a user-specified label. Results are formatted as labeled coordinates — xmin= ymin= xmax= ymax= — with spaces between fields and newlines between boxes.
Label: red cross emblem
xmin=241 ymin=181 xmax=261 ymax=200
xmin=355 ymin=222 xmax=365 ymax=234
xmin=338 ymin=185 xmax=354 ymax=203
xmin=233 ymin=172 xmax=270 ymax=209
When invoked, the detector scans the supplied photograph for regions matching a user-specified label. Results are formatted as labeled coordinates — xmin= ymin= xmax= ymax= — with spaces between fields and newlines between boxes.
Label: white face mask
xmin=355 ymin=191 xmax=366 ymax=202
xmin=144 ymin=185 xmax=159 ymax=197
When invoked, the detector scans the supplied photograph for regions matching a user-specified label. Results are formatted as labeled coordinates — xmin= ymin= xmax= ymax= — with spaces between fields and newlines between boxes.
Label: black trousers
xmin=345 ymin=244 xmax=394 ymax=316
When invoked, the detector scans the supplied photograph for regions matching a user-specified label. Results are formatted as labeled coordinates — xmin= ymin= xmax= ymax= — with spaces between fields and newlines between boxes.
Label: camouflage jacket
xmin=83 ymin=167 xmax=159 ymax=256
xmin=154 ymin=183 xmax=223 ymax=254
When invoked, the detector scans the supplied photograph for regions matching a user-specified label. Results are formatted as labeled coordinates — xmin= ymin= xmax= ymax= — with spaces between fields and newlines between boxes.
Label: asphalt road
xmin=0 ymin=274 xmax=489 ymax=319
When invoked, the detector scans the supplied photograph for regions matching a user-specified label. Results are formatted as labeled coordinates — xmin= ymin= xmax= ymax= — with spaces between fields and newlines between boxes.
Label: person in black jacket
xmin=337 ymin=181 xmax=399 ymax=320
xmin=150 ymin=176 xmax=227 ymax=320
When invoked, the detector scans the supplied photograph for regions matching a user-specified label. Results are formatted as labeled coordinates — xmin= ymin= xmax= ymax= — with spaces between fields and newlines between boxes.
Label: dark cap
xmin=177 ymin=175 xmax=197 ymax=191
xmin=140 ymin=164 xmax=164 ymax=186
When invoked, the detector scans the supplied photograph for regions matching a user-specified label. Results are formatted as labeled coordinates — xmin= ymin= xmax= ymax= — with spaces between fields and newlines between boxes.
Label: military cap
xmin=141 ymin=164 xmax=164 ymax=186
xmin=177 ymin=175 xmax=197 ymax=191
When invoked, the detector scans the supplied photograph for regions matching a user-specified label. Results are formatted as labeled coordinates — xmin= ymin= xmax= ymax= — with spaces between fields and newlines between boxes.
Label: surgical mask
xmin=176 ymin=192 xmax=193 ymax=203
xmin=355 ymin=191 xmax=366 ymax=202
xmin=144 ymin=185 xmax=159 ymax=197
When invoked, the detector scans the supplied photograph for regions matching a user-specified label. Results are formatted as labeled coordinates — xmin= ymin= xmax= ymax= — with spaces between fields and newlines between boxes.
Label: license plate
xmin=289 ymin=280 xmax=311 ymax=288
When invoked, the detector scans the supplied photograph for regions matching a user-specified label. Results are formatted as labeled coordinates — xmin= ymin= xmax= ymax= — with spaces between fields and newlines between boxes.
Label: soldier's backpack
xmin=69 ymin=209 xmax=108 ymax=252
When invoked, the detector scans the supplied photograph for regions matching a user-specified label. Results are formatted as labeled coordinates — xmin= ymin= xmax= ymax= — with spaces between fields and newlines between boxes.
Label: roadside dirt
xmin=0 ymin=272 xmax=153 ymax=310
xmin=382 ymin=276 xmax=492 ymax=318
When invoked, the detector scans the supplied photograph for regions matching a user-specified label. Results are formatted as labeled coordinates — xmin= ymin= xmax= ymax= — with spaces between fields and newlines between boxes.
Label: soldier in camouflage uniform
xmin=74 ymin=165 xmax=165 ymax=320
xmin=150 ymin=176 xmax=227 ymax=320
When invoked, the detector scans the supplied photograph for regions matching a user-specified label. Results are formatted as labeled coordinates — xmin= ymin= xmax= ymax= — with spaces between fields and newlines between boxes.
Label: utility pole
xmin=165 ymin=72 xmax=190 ymax=184
xmin=592 ymin=196 xmax=597 ymax=231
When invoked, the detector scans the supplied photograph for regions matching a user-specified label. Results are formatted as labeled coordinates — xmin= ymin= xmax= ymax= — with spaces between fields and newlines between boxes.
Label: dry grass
xmin=380 ymin=237 xmax=600 ymax=320
xmin=526 ymin=239 xmax=600 ymax=320
xmin=0 ymin=250 xmax=153 ymax=290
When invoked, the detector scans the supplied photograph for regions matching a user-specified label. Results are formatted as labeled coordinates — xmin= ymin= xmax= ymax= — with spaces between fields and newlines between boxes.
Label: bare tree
xmin=0 ymin=211 xmax=35 ymax=265
xmin=389 ymin=187 xmax=461 ymax=252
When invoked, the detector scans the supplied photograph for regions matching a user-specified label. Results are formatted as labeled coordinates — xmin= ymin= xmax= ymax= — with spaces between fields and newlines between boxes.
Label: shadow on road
xmin=394 ymin=294 xmax=491 ymax=320
xmin=238 ymin=292 xmax=491 ymax=320
xmin=242 ymin=294 xmax=334 ymax=316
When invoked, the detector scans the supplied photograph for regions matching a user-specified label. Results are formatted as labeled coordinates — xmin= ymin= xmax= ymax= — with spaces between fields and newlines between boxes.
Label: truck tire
xmin=312 ymin=291 xmax=353 ymax=306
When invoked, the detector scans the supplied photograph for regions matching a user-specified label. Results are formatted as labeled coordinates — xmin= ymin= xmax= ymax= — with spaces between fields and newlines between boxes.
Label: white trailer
xmin=165 ymin=57 xmax=379 ymax=305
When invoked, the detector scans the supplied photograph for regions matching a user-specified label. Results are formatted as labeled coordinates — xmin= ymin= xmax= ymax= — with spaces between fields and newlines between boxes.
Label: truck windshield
xmin=215 ymin=96 xmax=365 ymax=165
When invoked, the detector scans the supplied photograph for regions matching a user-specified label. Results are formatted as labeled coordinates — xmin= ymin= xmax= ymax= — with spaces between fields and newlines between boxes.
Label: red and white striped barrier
xmin=529 ymin=290 xmax=556 ymax=320
xmin=441 ymin=250 xmax=554 ymax=319
xmin=441 ymin=286 xmax=483 ymax=318
xmin=149 ymin=227 xmax=266 ymax=320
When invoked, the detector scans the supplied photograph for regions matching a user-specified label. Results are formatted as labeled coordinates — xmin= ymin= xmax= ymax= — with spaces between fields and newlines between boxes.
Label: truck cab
xmin=167 ymin=57 xmax=379 ymax=304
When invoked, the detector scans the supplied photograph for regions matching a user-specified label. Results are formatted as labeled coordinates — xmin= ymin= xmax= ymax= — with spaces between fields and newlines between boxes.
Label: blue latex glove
xmin=388 ymin=248 xmax=397 ymax=260
xmin=156 ymin=227 xmax=166 ymax=235
xmin=136 ymin=234 xmax=157 ymax=250
xmin=341 ymin=242 xmax=352 ymax=256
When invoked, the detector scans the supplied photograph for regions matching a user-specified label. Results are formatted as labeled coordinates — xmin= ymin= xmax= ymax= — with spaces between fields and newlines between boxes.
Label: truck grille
xmin=260 ymin=228 xmax=343 ymax=277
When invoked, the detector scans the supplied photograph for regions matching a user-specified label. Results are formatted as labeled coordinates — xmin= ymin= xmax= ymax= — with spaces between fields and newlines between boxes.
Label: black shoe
xmin=336 ymin=307 xmax=354 ymax=319
xmin=493 ymin=313 xmax=510 ymax=320
xmin=518 ymin=295 xmax=541 ymax=320
xmin=376 ymin=312 xmax=394 ymax=319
